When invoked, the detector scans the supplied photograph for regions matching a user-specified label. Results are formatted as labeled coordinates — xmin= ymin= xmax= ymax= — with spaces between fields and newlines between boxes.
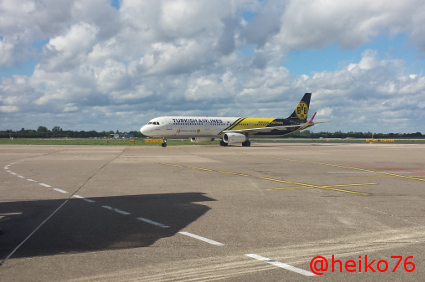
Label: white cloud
xmin=0 ymin=0 xmax=424 ymax=134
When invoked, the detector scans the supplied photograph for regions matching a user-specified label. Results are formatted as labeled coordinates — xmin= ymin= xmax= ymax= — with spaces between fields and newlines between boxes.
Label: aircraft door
xmin=166 ymin=119 xmax=172 ymax=130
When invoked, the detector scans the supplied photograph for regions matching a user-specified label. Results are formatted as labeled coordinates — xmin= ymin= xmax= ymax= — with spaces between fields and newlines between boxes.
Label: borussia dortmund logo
xmin=296 ymin=101 xmax=308 ymax=120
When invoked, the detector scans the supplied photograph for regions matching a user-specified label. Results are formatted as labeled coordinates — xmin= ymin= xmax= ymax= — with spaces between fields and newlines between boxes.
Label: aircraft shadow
xmin=0 ymin=192 xmax=215 ymax=260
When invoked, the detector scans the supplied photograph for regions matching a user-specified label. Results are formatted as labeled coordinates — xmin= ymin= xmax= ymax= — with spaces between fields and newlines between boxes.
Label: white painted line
xmin=136 ymin=217 xmax=170 ymax=228
xmin=53 ymin=188 xmax=68 ymax=194
xmin=179 ymin=231 xmax=224 ymax=246
xmin=101 ymin=205 xmax=129 ymax=214
xmin=4 ymin=166 xmax=9 ymax=169
xmin=5 ymin=170 xmax=10 ymax=173
xmin=18 ymin=175 xmax=25 ymax=178
xmin=27 ymin=179 xmax=36 ymax=182
xmin=10 ymin=172 xmax=17 ymax=175
xmin=245 ymin=254 xmax=315 ymax=276
xmin=73 ymin=195 xmax=95 ymax=203
xmin=39 ymin=183 xmax=51 ymax=187
xmin=114 ymin=209 xmax=131 ymax=215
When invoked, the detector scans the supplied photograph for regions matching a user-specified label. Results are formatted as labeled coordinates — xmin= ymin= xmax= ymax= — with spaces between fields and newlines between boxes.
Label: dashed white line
xmin=53 ymin=188 xmax=68 ymax=194
xmin=101 ymin=205 xmax=130 ymax=215
xmin=136 ymin=217 xmax=170 ymax=228
xmin=26 ymin=179 xmax=36 ymax=182
xmin=245 ymin=254 xmax=315 ymax=276
xmin=10 ymin=172 xmax=17 ymax=175
xmin=73 ymin=195 xmax=95 ymax=203
xmin=179 ymin=231 xmax=224 ymax=246
xmin=18 ymin=175 xmax=25 ymax=178
xmin=39 ymin=183 xmax=51 ymax=187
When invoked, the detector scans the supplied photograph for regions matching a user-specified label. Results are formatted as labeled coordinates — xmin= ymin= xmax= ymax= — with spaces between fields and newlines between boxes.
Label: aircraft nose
xmin=140 ymin=126 xmax=147 ymax=135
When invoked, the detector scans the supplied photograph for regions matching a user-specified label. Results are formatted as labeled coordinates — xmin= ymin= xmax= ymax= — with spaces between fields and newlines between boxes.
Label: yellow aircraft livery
xmin=140 ymin=93 xmax=321 ymax=147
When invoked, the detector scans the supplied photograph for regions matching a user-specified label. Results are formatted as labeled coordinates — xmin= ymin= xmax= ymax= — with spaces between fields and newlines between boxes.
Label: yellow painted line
xmin=319 ymin=187 xmax=369 ymax=195
xmin=348 ymin=175 xmax=394 ymax=178
xmin=188 ymin=166 xmax=213 ymax=171
xmin=240 ymin=152 xmax=425 ymax=182
xmin=267 ymin=187 xmax=310 ymax=190
xmin=323 ymin=183 xmax=376 ymax=187
xmin=161 ymin=163 xmax=183 ymax=167
xmin=259 ymin=177 xmax=370 ymax=195
xmin=219 ymin=171 xmax=249 ymax=177
xmin=259 ymin=177 xmax=317 ymax=188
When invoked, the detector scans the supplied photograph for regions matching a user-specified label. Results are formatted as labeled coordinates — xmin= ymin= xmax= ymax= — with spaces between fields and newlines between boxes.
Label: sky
xmin=0 ymin=0 xmax=424 ymax=134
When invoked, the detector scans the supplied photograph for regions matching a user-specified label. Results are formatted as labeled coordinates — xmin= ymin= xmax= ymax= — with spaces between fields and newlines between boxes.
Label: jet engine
xmin=223 ymin=133 xmax=247 ymax=144
xmin=190 ymin=137 xmax=215 ymax=142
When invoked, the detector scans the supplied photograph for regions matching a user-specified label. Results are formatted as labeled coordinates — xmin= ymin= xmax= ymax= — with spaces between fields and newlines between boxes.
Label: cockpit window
xmin=147 ymin=122 xmax=152 ymax=124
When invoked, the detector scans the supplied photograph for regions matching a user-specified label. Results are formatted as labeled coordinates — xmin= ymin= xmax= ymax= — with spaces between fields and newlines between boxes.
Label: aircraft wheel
xmin=220 ymin=140 xmax=226 ymax=146
xmin=246 ymin=141 xmax=251 ymax=146
xmin=162 ymin=142 xmax=167 ymax=147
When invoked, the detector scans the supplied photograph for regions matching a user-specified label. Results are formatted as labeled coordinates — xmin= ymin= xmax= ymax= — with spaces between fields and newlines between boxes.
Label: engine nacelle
xmin=223 ymin=133 xmax=247 ymax=144
xmin=190 ymin=137 xmax=215 ymax=142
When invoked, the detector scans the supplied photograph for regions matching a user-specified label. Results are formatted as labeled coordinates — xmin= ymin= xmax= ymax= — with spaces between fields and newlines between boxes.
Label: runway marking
xmin=73 ymin=195 xmax=95 ymax=203
xmin=267 ymin=187 xmax=311 ymax=190
xmin=39 ymin=183 xmax=51 ymax=187
xmin=260 ymin=177 xmax=371 ymax=195
xmin=161 ymin=163 xmax=183 ymax=167
xmin=18 ymin=175 xmax=25 ymax=178
xmin=240 ymin=152 xmax=425 ymax=182
xmin=137 ymin=217 xmax=170 ymax=228
xmin=10 ymin=172 xmax=17 ymax=175
xmin=219 ymin=171 xmax=249 ymax=177
xmin=26 ymin=179 xmax=36 ymax=182
xmin=101 ymin=205 xmax=130 ymax=215
xmin=53 ymin=188 xmax=68 ymax=194
xmin=179 ymin=231 xmax=225 ymax=246
xmin=245 ymin=254 xmax=315 ymax=276
xmin=188 ymin=166 xmax=213 ymax=171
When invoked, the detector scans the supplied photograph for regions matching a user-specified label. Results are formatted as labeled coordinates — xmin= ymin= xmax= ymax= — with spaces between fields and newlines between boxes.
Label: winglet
xmin=308 ymin=112 xmax=317 ymax=124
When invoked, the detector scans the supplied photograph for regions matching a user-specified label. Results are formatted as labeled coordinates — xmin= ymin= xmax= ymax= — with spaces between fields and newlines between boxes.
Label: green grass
xmin=0 ymin=138 xmax=219 ymax=146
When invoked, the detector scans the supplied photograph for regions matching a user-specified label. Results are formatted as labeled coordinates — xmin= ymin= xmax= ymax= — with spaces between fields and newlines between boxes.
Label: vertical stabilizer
xmin=288 ymin=93 xmax=312 ymax=121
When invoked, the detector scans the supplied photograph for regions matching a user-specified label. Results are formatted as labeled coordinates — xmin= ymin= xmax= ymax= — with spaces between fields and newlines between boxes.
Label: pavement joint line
xmin=245 ymin=254 xmax=315 ymax=276
xmin=239 ymin=152 xmax=425 ymax=182
xmin=53 ymin=188 xmax=68 ymax=194
xmin=179 ymin=231 xmax=225 ymax=246
xmin=137 ymin=217 xmax=170 ymax=228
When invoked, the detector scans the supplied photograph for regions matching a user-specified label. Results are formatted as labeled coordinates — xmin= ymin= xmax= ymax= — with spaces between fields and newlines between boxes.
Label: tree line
xmin=0 ymin=126 xmax=144 ymax=138
xmin=0 ymin=127 xmax=423 ymax=139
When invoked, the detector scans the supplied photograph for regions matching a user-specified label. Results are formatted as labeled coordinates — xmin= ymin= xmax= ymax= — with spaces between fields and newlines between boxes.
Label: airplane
xmin=140 ymin=93 xmax=323 ymax=147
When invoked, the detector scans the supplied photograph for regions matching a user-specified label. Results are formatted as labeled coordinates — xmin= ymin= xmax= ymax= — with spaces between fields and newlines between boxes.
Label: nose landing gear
xmin=162 ymin=138 xmax=167 ymax=147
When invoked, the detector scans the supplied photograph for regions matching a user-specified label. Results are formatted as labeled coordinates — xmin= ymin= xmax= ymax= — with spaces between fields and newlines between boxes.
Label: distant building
xmin=110 ymin=133 xmax=134 ymax=139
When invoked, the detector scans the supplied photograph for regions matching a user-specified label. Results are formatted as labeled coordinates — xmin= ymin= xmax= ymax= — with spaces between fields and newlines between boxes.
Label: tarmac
xmin=0 ymin=143 xmax=424 ymax=281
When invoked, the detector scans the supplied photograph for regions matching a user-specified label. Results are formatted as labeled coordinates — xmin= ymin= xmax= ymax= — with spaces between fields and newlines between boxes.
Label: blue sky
xmin=1 ymin=0 xmax=424 ymax=133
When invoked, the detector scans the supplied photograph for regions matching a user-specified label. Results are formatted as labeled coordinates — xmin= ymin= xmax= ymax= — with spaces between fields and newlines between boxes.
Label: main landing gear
xmin=220 ymin=140 xmax=228 ymax=146
xmin=242 ymin=141 xmax=251 ymax=147
xmin=162 ymin=138 xmax=167 ymax=147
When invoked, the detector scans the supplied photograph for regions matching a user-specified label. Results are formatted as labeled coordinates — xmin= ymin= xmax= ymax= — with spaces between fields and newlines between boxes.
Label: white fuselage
xmin=140 ymin=116 xmax=239 ymax=139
